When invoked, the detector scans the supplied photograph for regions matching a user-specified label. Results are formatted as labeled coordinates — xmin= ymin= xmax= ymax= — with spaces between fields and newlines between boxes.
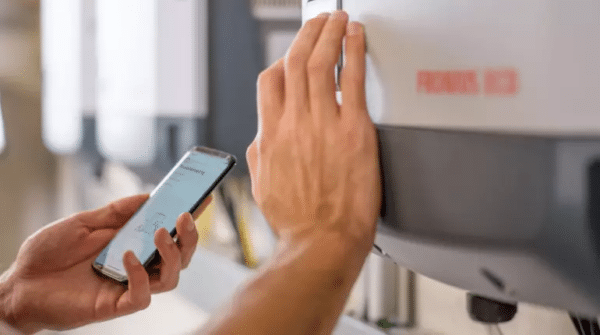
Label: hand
xmin=0 ymin=194 xmax=211 ymax=334
xmin=247 ymin=11 xmax=381 ymax=253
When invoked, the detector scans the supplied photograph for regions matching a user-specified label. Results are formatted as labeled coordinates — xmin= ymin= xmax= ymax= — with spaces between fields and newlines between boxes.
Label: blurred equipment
xmin=41 ymin=0 xmax=264 ymax=178
xmin=95 ymin=0 xmax=208 ymax=166
xmin=251 ymin=0 xmax=301 ymax=20
xmin=218 ymin=180 xmax=258 ymax=268
xmin=571 ymin=313 xmax=600 ymax=335
xmin=467 ymin=293 xmax=517 ymax=326
xmin=251 ymin=0 xmax=301 ymax=68
xmin=365 ymin=254 xmax=415 ymax=329
xmin=304 ymin=0 xmax=600 ymax=324
xmin=207 ymin=0 xmax=263 ymax=175
xmin=41 ymin=0 xmax=94 ymax=154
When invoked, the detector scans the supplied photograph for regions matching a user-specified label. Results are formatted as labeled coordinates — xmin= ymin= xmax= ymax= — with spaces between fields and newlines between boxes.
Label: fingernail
xmin=186 ymin=214 xmax=196 ymax=232
xmin=332 ymin=10 xmax=348 ymax=20
xmin=347 ymin=22 xmax=363 ymax=36
xmin=317 ymin=12 xmax=331 ymax=18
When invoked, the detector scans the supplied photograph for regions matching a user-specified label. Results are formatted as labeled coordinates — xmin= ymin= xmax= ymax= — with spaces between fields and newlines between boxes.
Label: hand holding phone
xmin=94 ymin=146 xmax=236 ymax=282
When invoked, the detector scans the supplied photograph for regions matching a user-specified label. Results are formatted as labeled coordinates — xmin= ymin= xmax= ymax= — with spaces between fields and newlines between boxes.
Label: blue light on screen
xmin=96 ymin=150 xmax=230 ymax=274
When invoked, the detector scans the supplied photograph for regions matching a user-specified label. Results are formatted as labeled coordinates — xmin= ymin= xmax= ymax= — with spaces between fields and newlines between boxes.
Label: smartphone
xmin=93 ymin=146 xmax=236 ymax=282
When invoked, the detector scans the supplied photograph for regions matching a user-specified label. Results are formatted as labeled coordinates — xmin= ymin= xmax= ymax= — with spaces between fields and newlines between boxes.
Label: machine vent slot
xmin=480 ymin=268 xmax=506 ymax=292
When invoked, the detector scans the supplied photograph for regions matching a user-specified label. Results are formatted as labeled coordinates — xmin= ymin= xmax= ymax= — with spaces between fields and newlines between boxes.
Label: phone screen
xmin=94 ymin=148 xmax=234 ymax=281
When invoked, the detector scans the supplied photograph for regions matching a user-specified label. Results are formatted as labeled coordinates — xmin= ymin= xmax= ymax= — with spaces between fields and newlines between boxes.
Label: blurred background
xmin=0 ymin=1 xmax=580 ymax=334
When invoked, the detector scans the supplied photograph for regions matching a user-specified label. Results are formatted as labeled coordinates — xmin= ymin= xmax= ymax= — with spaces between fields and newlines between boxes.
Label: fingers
xmin=175 ymin=213 xmax=199 ymax=269
xmin=284 ymin=12 xmax=330 ymax=116
xmin=308 ymin=11 xmax=349 ymax=124
xmin=257 ymin=58 xmax=285 ymax=136
xmin=191 ymin=194 xmax=213 ymax=220
xmin=80 ymin=194 xmax=149 ymax=229
xmin=341 ymin=21 xmax=368 ymax=119
xmin=116 ymin=251 xmax=151 ymax=314
xmin=150 ymin=228 xmax=182 ymax=293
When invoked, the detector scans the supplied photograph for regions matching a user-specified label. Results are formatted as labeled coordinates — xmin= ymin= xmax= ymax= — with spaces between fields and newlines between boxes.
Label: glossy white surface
xmin=304 ymin=0 xmax=600 ymax=136
xmin=95 ymin=0 xmax=156 ymax=165
xmin=40 ymin=0 xmax=84 ymax=153
xmin=95 ymin=0 xmax=208 ymax=165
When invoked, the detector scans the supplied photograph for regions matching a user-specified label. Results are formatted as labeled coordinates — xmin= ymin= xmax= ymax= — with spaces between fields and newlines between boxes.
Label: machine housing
xmin=304 ymin=0 xmax=600 ymax=317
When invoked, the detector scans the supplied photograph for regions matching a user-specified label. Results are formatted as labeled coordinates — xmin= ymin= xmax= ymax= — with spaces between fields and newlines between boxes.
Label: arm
xmin=203 ymin=234 xmax=371 ymax=335
xmin=202 ymin=11 xmax=380 ymax=335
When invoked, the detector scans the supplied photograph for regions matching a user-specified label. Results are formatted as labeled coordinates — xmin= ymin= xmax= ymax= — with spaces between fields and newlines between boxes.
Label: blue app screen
xmin=95 ymin=150 xmax=231 ymax=276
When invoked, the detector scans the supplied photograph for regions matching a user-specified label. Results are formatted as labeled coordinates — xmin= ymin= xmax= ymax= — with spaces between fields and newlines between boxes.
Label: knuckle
xmin=169 ymin=275 xmax=180 ymax=291
xmin=94 ymin=299 xmax=114 ymax=320
xmin=154 ymin=281 xmax=166 ymax=293
xmin=257 ymin=69 xmax=273 ymax=88
xmin=246 ymin=142 xmax=258 ymax=166
xmin=160 ymin=275 xmax=177 ymax=292
xmin=257 ymin=63 xmax=283 ymax=88
xmin=247 ymin=141 xmax=257 ymax=157
xmin=307 ymin=57 xmax=330 ymax=77
xmin=257 ymin=137 xmax=271 ymax=155
xmin=285 ymin=52 xmax=307 ymax=73
xmin=307 ymin=14 xmax=328 ymax=26
xmin=140 ymin=295 xmax=151 ymax=309
xmin=107 ymin=202 xmax=118 ymax=214
xmin=106 ymin=202 xmax=121 ymax=220
xmin=131 ymin=292 xmax=152 ymax=310
xmin=182 ymin=259 xmax=190 ymax=269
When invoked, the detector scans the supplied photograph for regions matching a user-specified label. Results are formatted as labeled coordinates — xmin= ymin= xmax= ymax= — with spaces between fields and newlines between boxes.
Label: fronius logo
xmin=417 ymin=68 xmax=519 ymax=96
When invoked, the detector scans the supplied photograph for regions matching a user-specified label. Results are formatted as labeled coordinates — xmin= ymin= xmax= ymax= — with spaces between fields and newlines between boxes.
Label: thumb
xmin=78 ymin=194 xmax=150 ymax=229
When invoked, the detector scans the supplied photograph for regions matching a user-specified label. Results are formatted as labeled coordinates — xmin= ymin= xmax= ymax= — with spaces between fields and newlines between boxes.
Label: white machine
xmin=40 ymin=0 xmax=95 ymax=154
xmin=95 ymin=0 xmax=208 ymax=166
xmin=304 ymin=0 xmax=600 ymax=319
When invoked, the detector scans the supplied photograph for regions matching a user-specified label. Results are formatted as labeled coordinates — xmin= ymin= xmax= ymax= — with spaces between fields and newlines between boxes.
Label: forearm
xmin=201 ymin=232 xmax=372 ymax=335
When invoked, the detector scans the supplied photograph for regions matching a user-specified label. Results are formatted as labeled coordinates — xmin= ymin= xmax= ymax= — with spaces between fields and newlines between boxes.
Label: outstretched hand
xmin=0 ymin=194 xmax=211 ymax=334
xmin=247 ymin=11 xmax=381 ymax=252
xmin=201 ymin=12 xmax=381 ymax=335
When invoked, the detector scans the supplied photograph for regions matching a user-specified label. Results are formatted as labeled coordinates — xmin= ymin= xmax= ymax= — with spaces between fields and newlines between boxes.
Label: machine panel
xmin=303 ymin=0 xmax=600 ymax=317
xmin=340 ymin=0 xmax=600 ymax=136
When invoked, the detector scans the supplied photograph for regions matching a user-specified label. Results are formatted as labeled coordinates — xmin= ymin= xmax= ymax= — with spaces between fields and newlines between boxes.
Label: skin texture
xmin=0 ymin=194 xmax=211 ymax=334
xmin=201 ymin=11 xmax=381 ymax=335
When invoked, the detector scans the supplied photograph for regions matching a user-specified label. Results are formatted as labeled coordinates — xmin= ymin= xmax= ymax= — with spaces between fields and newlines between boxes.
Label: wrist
xmin=278 ymin=216 xmax=376 ymax=258
xmin=0 ymin=270 xmax=39 ymax=335
xmin=276 ymin=229 xmax=373 ymax=278
xmin=0 ymin=270 xmax=17 ymax=331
